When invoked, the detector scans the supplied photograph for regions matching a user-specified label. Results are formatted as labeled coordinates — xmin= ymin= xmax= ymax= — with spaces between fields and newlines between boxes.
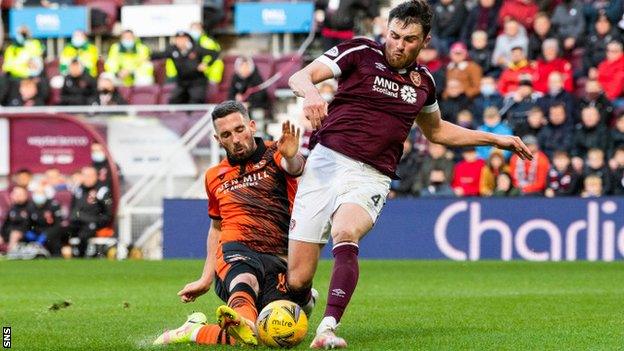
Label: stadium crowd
xmin=0 ymin=144 xmax=115 ymax=258
xmin=1 ymin=0 xmax=624 ymax=256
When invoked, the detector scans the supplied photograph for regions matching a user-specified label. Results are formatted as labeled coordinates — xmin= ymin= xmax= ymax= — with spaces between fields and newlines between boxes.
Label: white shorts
xmin=289 ymin=144 xmax=391 ymax=244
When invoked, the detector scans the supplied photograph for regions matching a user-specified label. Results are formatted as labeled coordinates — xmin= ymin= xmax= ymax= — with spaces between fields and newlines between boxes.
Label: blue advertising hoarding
xmin=9 ymin=6 xmax=89 ymax=39
xmin=163 ymin=197 xmax=624 ymax=261
xmin=234 ymin=2 xmax=313 ymax=34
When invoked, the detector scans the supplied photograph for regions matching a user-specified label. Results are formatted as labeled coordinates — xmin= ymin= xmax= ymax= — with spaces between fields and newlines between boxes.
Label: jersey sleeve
xmin=314 ymin=38 xmax=374 ymax=78
xmin=204 ymin=170 xmax=222 ymax=220
xmin=419 ymin=66 xmax=439 ymax=113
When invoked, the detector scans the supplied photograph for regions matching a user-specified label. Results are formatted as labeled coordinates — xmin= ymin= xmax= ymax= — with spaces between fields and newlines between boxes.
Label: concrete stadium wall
xmin=163 ymin=197 xmax=624 ymax=261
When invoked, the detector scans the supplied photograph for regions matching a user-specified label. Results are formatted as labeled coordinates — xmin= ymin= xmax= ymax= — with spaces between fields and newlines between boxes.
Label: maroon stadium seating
xmin=117 ymin=86 xmax=132 ymax=103
xmin=45 ymin=59 xmax=60 ymax=80
xmin=152 ymin=59 xmax=167 ymax=85
xmin=129 ymin=85 xmax=160 ymax=105
xmin=273 ymin=54 xmax=302 ymax=89
xmin=158 ymin=83 xmax=176 ymax=105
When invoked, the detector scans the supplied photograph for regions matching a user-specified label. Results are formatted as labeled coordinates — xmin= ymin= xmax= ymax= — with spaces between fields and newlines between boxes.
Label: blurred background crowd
xmin=1 ymin=0 xmax=624 ymax=258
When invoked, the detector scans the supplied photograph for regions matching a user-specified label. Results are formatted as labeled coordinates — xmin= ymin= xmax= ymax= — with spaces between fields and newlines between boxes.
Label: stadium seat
xmin=152 ymin=59 xmax=167 ymax=85
xmin=45 ymin=59 xmax=60 ymax=80
xmin=158 ymin=83 xmax=176 ymax=105
xmin=219 ymin=55 xmax=238 ymax=92
xmin=273 ymin=54 xmax=302 ymax=89
xmin=117 ymin=86 xmax=132 ymax=103
xmin=87 ymin=1 xmax=119 ymax=34
xmin=48 ymin=88 xmax=62 ymax=105
xmin=129 ymin=85 xmax=160 ymax=105
xmin=252 ymin=54 xmax=274 ymax=84
xmin=206 ymin=83 xmax=228 ymax=104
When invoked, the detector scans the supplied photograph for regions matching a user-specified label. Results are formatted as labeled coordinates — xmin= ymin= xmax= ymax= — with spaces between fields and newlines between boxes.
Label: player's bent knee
xmin=287 ymin=272 xmax=313 ymax=291
xmin=331 ymin=228 xmax=361 ymax=244
xmin=229 ymin=273 xmax=259 ymax=294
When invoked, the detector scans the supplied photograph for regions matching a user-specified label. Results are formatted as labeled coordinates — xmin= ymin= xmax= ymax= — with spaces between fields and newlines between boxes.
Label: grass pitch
xmin=1 ymin=260 xmax=624 ymax=350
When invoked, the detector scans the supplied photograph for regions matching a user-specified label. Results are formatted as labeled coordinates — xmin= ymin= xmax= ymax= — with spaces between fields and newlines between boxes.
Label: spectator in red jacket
xmin=498 ymin=0 xmax=539 ymax=30
xmin=533 ymin=39 xmax=574 ymax=94
xmin=595 ymin=40 xmax=624 ymax=102
xmin=498 ymin=47 xmax=536 ymax=95
xmin=510 ymin=134 xmax=551 ymax=195
xmin=452 ymin=146 xmax=486 ymax=197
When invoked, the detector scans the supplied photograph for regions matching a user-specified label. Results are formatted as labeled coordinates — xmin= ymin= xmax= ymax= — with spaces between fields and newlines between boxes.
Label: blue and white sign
xmin=163 ymin=197 xmax=624 ymax=261
xmin=9 ymin=6 xmax=89 ymax=39
xmin=234 ymin=2 xmax=314 ymax=34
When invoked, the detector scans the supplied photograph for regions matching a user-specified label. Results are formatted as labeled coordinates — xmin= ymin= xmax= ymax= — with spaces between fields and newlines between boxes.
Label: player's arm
xmin=288 ymin=61 xmax=334 ymax=130
xmin=416 ymin=109 xmax=533 ymax=160
xmin=178 ymin=219 xmax=221 ymax=303
xmin=278 ymin=120 xmax=305 ymax=176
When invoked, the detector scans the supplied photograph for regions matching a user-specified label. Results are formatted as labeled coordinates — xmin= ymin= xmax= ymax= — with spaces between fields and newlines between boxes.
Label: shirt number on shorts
xmin=371 ymin=194 xmax=382 ymax=207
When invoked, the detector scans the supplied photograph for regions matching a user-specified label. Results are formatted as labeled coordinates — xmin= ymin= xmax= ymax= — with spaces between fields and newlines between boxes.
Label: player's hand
xmin=278 ymin=120 xmax=301 ymax=159
xmin=177 ymin=278 xmax=211 ymax=303
xmin=303 ymin=92 xmax=328 ymax=130
xmin=494 ymin=135 xmax=533 ymax=160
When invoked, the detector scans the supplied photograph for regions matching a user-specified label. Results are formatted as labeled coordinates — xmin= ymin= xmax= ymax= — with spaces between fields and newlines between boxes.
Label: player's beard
xmin=386 ymin=45 xmax=423 ymax=69
xmin=226 ymin=139 xmax=257 ymax=161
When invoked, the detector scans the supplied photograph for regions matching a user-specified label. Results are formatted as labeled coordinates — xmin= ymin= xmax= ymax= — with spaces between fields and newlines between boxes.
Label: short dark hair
xmin=388 ymin=0 xmax=433 ymax=36
xmin=211 ymin=100 xmax=250 ymax=122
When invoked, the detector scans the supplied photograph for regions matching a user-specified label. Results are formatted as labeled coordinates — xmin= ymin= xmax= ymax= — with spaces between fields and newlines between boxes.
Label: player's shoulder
xmin=413 ymin=64 xmax=437 ymax=87
xmin=329 ymin=37 xmax=383 ymax=55
xmin=205 ymin=159 xmax=231 ymax=185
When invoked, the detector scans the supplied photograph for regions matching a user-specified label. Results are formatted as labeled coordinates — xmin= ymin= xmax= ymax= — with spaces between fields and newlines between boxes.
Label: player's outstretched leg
xmin=153 ymin=312 xmax=207 ymax=345
xmin=216 ymin=283 xmax=259 ymax=346
xmin=311 ymin=204 xmax=372 ymax=349
xmin=216 ymin=305 xmax=258 ymax=346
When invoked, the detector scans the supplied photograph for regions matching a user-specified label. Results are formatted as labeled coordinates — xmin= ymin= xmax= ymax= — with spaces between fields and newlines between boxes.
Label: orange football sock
xmin=195 ymin=324 xmax=235 ymax=345
xmin=228 ymin=291 xmax=258 ymax=322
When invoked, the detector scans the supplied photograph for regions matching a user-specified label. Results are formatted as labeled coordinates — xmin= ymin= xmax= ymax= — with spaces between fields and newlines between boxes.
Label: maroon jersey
xmin=314 ymin=38 xmax=438 ymax=178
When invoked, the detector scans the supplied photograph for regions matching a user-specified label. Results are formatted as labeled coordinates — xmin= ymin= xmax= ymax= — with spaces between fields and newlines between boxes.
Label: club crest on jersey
xmin=253 ymin=160 xmax=267 ymax=169
xmin=410 ymin=71 xmax=421 ymax=86
xmin=325 ymin=47 xmax=339 ymax=57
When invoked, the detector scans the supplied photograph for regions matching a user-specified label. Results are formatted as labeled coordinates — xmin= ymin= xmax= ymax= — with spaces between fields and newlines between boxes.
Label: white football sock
xmin=316 ymin=316 xmax=338 ymax=335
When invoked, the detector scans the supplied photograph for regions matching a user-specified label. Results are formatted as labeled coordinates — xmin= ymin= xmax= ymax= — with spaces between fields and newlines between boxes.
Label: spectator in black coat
xmin=228 ymin=56 xmax=270 ymax=112
xmin=582 ymin=15 xmax=622 ymax=74
xmin=469 ymin=30 xmax=498 ymax=77
xmin=536 ymin=72 xmax=577 ymax=125
xmin=500 ymin=79 xmax=541 ymax=131
xmin=583 ymin=148 xmax=613 ymax=194
xmin=571 ymin=106 xmax=610 ymax=161
xmin=514 ymin=106 xmax=546 ymax=137
xmin=93 ymin=73 xmax=127 ymax=106
xmin=578 ymin=79 xmax=615 ymax=127
xmin=151 ymin=31 xmax=218 ymax=104
xmin=69 ymin=166 xmax=113 ymax=257
xmin=60 ymin=59 xmax=97 ymax=105
xmin=28 ymin=185 xmax=64 ymax=256
xmin=440 ymin=78 xmax=471 ymax=124
xmin=538 ymin=103 xmax=574 ymax=158
xmin=0 ymin=186 xmax=31 ymax=253
xmin=389 ymin=139 xmax=423 ymax=197
xmin=528 ymin=12 xmax=556 ymax=60
xmin=610 ymin=146 xmax=624 ymax=194
xmin=431 ymin=0 xmax=468 ymax=54
xmin=2 ymin=78 xmax=46 ymax=106
xmin=461 ymin=0 xmax=501 ymax=45
xmin=471 ymin=76 xmax=504 ymax=124
xmin=609 ymin=113 xmax=624 ymax=158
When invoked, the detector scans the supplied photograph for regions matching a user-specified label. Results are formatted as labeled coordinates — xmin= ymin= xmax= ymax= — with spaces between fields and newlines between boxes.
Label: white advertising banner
xmin=0 ymin=118 xmax=9 ymax=176
xmin=107 ymin=117 xmax=197 ymax=177
xmin=121 ymin=4 xmax=202 ymax=37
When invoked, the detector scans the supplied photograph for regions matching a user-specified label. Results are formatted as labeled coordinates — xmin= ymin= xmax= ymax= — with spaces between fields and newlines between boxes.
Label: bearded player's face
xmin=214 ymin=112 xmax=257 ymax=160
xmin=384 ymin=19 xmax=430 ymax=69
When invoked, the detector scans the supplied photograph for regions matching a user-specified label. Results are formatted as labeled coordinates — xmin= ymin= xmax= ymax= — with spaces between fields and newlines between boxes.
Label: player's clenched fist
xmin=177 ymin=278 xmax=211 ymax=303
xmin=303 ymin=92 xmax=328 ymax=130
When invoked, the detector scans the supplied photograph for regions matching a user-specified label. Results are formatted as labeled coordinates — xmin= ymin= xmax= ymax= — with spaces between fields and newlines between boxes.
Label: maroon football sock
xmin=324 ymin=242 xmax=359 ymax=323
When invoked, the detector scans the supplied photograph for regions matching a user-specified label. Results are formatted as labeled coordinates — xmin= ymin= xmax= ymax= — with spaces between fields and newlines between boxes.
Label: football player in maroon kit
xmin=286 ymin=0 xmax=533 ymax=348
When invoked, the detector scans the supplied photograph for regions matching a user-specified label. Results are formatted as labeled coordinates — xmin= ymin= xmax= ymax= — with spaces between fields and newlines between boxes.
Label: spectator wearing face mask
xmin=60 ymin=30 xmax=99 ymax=77
xmin=471 ymin=76 xmax=504 ymax=123
xmin=27 ymin=184 xmax=64 ymax=256
xmin=187 ymin=22 xmax=224 ymax=85
xmin=91 ymin=142 xmax=122 ymax=190
xmin=105 ymin=30 xmax=154 ymax=87
xmin=476 ymin=107 xmax=513 ymax=160
xmin=93 ymin=73 xmax=127 ymax=106
xmin=2 ymin=26 xmax=45 ymax=80
xmin=420 ymin=168 xmax=455 ymax=197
